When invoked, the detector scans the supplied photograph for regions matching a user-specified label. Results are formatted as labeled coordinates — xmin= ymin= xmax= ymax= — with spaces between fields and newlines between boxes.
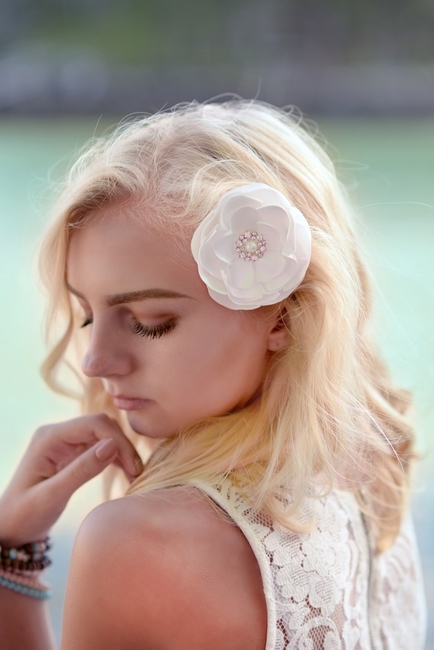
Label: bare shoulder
xmin=61 ymin=486 xmax=267 ymax=650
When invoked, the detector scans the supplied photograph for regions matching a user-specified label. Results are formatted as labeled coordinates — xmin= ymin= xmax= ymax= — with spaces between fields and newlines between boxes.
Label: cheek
xmin=164 ymin=320 xmax=268 ymax=395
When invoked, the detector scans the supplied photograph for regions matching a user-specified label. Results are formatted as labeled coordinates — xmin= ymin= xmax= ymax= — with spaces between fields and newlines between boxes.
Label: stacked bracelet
xmin=0 ymin=537 xmax=52 ymax=600
xmin=0 ymin=569 xmax=51 ymax=600
xmin=0 ymin=537 xmax=51 ymax=572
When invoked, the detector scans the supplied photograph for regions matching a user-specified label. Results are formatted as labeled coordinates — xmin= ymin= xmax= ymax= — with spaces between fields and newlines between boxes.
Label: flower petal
xmin=294 ymin=220 xmax=312 ymax=260
xmin=220 ymin=194 xmax=261 ymax=229
xmin=254 ymin=223 xmax=282 ymax=251
xmin=255 ymin=252 xmax=286 ymax=283
xmin=228 ymin=284 xmax=265 ymax=301
xmin=229 ymin=207 xmax=260 ymax=235
xmin=228 ymin=258 xmax=257 ymax=290
xmin=213 ymin=232 xmax=237 ymax=263
xmin=191 ymin=183 xmax=311 ymax=310
xmin=257 ymin=290 xmax=282 ymax=306
xmin=256 ymin=205 xmax=290 ymax=238
xmin=199 ymin=236 xmax=223 ymax=275
xmin=281 ymin=257 xmax=309 ymax=294
xmin=220 ymin=268 xmax=265 ymax=308
xmin=207 ymin=287 xmax=244 ymax=309
xmin=265 ymin=257 xmax=300 ymax=292
xmin=208 ymin=287 xmax=260 ymax=310
xmin=191 ymin=209 xmax=217 ymax=259
xmin=281 ymin=235 xmax=296 ymax=257
xmin=195 ymin=254 xmax=226 ymax=291
xmin=206 ymin=277 xmax=227 ymax=294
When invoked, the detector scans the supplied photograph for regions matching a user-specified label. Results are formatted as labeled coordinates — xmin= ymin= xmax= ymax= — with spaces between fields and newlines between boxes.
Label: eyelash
xmin=80 ymin=317 xmax=176 ymax=339
xmin=80 ymin=318 xmax=92 ymax=328
xmin=131 ymin=318 xmax=176 ymax=339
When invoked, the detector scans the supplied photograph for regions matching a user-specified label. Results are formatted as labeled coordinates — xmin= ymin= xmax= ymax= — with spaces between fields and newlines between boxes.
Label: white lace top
xmin=192 ymin=479 xmax=426 ymax=650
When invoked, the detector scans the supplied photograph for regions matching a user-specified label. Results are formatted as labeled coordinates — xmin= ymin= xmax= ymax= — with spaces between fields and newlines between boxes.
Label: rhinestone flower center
xmin=235 ymin=231 xmax=267 ymax=262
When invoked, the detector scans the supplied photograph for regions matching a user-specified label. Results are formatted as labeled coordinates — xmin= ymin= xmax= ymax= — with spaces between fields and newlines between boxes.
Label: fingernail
xmin=131 ymin=456 xmax=143 ymax=476
xmin=95 ymin=438 xmax=117 ymax=461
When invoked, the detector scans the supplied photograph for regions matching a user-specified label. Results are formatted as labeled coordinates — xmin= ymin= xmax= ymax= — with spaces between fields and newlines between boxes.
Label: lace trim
xmin=190 ymin=480 xmax=426 ymax=650
xmin=191 ymin=480 xmax=277 ymax=649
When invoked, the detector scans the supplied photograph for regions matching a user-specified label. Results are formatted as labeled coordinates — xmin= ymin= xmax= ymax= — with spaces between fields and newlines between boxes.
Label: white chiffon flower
xmin=190 ymin=183 xmax=311 ymax=310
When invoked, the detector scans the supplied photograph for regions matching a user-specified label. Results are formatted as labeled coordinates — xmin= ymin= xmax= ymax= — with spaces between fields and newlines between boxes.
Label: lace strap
xmin=190 ymin=480 xmax=276 ymax=650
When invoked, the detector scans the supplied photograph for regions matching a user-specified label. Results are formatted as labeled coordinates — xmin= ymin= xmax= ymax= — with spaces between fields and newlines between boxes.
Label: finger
xmin=0 ymin=440 xmax=122 ymax=543
xmin=111 ymin=456 xmax=138 ymax=483
xmin=77 ymin=415 xmax=143 ymax=476
xmin=39 ymin=415 xmax=143 ymax=478
xmin=96 ymin=420 xmax=143 ymax=478
xmin=48 ymin=438 xmax=119 ymax=505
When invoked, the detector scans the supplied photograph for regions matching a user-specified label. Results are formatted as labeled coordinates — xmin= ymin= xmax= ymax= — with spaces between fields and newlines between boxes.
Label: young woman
xmin=0 ymin=100 xmax=426 ymax=649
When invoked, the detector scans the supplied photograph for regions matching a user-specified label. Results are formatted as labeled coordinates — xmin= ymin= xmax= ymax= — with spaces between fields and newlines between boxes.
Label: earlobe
xmin=267 ymin=310 xmax=291 ymax=352
xmin=267 ymin=329 xmax=290 ymax=351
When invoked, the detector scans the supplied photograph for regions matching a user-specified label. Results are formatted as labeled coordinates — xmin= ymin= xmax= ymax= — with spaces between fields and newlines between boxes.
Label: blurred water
xmin=0 ymin=117 xmax=433 ymax=646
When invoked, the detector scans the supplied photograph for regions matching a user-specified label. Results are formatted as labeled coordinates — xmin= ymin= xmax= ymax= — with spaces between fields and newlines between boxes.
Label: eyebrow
xmin=66 ymin=284 xmax=192 ymax=306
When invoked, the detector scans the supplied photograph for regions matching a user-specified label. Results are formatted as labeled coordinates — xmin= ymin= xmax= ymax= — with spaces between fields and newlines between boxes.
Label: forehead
xmin=66 ymin=202 xmax=205 ymax=299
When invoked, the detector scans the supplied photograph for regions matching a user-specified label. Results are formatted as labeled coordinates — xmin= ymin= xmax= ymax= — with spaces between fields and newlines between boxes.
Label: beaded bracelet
xmin=0 ymin=537 xmax=52 ymax=600
xmin=0 ymin=537 xmax=51 ymax=572
xmin=0 ymin=574 xmax=51 ymax=600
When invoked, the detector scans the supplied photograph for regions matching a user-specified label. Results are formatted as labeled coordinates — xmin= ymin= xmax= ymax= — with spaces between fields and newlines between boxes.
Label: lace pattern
xmin=191 ymin=480 xmax=426 ymax=650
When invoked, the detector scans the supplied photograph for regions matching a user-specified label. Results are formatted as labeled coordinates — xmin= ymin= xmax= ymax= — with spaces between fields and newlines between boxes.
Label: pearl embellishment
xmin=235 ymin=231 xmax=267 ymax=262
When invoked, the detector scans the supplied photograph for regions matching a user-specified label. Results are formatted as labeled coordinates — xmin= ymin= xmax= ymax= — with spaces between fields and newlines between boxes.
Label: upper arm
xmin=61 ymin=498 xmax=165 ymax=650
xmin=61 ymin=489 xmax=267 ymax=650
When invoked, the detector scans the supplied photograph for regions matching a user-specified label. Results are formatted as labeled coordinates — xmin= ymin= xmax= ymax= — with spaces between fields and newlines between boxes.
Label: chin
xmin=126 ymin=412 xmax=175 ymax=439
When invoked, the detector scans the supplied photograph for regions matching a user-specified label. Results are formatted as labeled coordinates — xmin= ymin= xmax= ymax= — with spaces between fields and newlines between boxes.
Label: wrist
xmin=0 ymin=517 xmax=51 ymax=548
xmin=0 ymin=537 xmax=51 ymax=572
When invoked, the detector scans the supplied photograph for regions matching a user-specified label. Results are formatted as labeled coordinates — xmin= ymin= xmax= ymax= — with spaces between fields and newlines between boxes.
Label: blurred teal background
xmin=2 ymin=0 xmax=434 ymax=114
xmin=0 ymin=116 xmax=433 ymax=645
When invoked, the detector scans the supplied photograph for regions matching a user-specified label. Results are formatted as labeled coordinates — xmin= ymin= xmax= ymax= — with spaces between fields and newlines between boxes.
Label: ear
xmin=266 ymin=309 xmax=291 ymax=352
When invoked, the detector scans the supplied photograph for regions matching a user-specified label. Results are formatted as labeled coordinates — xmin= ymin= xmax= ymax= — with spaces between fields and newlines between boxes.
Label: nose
xmin=81 ymin=318 xmax=134 ymax=379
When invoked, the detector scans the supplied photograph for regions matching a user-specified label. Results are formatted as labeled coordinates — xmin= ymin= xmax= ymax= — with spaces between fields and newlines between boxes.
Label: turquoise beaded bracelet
xmin=0 ymin=536 xmax=51 ymax=572
xmin=0 ymin=574 xmax=51 ymax=600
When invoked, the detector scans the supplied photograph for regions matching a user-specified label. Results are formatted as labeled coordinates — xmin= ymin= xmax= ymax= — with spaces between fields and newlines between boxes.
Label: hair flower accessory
xmin=191 ymin=183 xmax=311 ymax=310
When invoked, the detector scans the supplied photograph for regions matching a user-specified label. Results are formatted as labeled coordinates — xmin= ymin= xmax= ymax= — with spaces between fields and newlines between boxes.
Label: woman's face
xmin=67 ymin=202 xmax=286 ymax=438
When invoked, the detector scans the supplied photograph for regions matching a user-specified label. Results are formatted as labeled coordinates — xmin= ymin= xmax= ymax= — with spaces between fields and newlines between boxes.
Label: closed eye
xmin=131 ymin=318 xmax=176 ymax=339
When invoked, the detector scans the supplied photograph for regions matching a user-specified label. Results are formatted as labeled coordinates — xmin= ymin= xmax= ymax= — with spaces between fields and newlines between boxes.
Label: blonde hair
xmin=39 ymin=100 xmax=414 ymax=551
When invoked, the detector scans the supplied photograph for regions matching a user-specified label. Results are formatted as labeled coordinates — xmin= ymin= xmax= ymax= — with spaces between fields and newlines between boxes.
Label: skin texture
xmin=62 ymin=488 xmax=268 ymax=650
xmin=0 ymin=200 xmax=290 ymax=649
xmin=67 ymin=202 xmax=289 ymax=438
xmin=0 ymin=415 xmax=142 ymax=547
xmin=0 ymin=413 xmax=140 ymax=650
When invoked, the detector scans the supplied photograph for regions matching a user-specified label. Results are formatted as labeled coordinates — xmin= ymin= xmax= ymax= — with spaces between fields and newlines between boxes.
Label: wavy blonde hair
xmin=39 ymin=100 xmax=414 ymax=551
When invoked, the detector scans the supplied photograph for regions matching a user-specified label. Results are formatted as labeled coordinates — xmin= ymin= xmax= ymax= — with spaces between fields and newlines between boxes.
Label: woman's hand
xmin=0 ymin=414 xmax=143 ymax=546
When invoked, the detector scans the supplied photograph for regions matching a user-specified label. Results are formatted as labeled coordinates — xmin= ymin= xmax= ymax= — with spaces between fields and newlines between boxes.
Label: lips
xmin=110 ymin=394 xmax=150 ymax=411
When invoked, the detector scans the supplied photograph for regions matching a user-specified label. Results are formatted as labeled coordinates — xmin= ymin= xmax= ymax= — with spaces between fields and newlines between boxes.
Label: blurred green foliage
xmin=2 ymin=0 xmax=434 ymax=65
